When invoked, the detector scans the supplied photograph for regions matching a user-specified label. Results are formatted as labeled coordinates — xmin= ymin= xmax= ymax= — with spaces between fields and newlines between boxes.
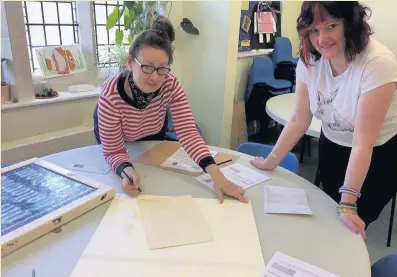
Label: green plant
xmin=103 ymin=44 xmax=129 ymax=69
xmin=106 ymin=1 xmax=169 ymax=45
xmin=36 ymin=87 xmax=57 ymax=98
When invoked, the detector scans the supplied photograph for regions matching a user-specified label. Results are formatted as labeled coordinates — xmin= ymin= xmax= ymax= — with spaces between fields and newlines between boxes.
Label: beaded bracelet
xmin=337 ymin=200 xmax=358 ymax=214
xmin=336 ymin=204 xmax=358 ymax=215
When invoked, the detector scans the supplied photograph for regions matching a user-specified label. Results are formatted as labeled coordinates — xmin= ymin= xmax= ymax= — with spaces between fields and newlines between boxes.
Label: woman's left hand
xmin=340 ymin=212 xmax=366 ymax=239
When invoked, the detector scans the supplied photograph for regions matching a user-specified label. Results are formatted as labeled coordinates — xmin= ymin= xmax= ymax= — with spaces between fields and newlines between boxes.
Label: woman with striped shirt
xmin=94 ymin=16 xmax=247 ymax=203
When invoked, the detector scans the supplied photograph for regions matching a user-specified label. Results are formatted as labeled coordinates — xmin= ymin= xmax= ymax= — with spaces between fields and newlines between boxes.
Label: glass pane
xmin=60 ymin=26 xmax=75 ymax=45
xmin=94 ymin=4 xmax=107 ymax=24
xmin=43 ymin=2 xmax=58 ymax=24
xmin=97 ymin=45 xmax=110 ymax=64
xmin=109 ymin=28 xmax=116 ymax=44
xmin=96 ymin=26 xmax=108 ymax=45
xmin=123 ymin=31 xmax=129 ymax=44
xmin=26 ymin=2 xmax=43 ymax=24
xmin=45 ymin=26 xmax=60 ymax=45
xmin=32 ymin=48 xmax=40 ymax=71
xmin=30 ymin=26 xmax=46 ymax=46
xmin=58 ymin=3 xmax=73 ymax=24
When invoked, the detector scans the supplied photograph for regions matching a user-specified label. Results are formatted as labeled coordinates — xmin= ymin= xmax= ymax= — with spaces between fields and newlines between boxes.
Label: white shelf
xmin=237 ymin=49 xmax=273 ymax=58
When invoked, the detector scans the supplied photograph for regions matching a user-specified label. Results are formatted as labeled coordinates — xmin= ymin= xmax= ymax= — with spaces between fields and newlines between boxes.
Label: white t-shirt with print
xmin=296 ymin=38 xmax=397 ymax=147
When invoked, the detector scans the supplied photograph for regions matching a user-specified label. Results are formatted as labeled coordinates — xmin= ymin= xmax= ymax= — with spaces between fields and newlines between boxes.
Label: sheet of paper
xmin=260 ymin=251 xmax=340 ymax=277
xmin=161 ymin=147 xmax=217 ymax=173
xmin=263 ymin=185 xmax=313 ymax=215
xmin=195 ymin=163 xmax=270 ymax=190
xmin=70 ymin=195 xmax=265 ymax=277
xmin=137 ymin=195 xmax=213 ymax=249
xmin=65 ymin=162 xmax=111 ymax=175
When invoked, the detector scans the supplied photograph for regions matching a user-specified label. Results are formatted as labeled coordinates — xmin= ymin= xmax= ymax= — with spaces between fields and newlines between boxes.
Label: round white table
xmin=1 ymin=142 xmax=371 ymax=277
xmin=266 ymin=93 xmax=321 ymax=138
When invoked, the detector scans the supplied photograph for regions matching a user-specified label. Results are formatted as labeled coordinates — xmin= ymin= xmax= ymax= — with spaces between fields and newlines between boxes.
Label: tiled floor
xmin=294 ymin=138 xmax=397 ymax=265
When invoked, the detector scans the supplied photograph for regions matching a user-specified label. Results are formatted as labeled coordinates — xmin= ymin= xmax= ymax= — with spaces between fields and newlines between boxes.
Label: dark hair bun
xmin=152 ymin=15 xmax=175 ymax=43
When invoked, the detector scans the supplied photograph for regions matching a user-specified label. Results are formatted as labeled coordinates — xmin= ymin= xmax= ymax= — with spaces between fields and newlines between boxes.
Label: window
xmin=93 ymin=1 xmax=129 ymax=67
xmin=23 ymin=1 xmax=79 ymax=71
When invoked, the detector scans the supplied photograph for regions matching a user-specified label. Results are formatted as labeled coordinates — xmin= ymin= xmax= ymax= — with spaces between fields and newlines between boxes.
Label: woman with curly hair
xmin=252 ymin=2 xmax=397 ymax=239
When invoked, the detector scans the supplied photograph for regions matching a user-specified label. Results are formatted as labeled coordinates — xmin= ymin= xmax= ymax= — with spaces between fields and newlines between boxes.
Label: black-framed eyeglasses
xmin=134 ymin=57 xmax=171 ymax=75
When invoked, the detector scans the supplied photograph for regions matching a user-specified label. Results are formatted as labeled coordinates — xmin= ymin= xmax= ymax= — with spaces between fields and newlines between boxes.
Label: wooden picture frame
xmin=1 ymin=158 xmax=115 ymax=257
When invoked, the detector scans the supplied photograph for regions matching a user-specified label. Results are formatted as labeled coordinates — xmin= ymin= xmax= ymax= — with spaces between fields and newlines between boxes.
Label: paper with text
xmin=264 ymin=185 xmax=313 ymax=215
xmin=195 ymin=163 xmax=270 ymax=190
xmin=161 ymin=147 xmax=217 ymax=173
xmin=260 ymin=251 xmax=340 ymax=277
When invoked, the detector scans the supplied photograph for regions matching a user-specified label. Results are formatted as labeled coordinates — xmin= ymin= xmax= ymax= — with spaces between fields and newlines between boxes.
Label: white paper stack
xmin=263 ymin=185 xmax=313 ymax=215
xmin=259 ymin=251 xmax=340 ymax=277
xmin=195 ymin=163 xmax=270 ymax=190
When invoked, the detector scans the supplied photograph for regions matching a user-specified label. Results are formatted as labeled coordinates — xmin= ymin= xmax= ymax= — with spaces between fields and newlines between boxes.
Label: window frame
xmin=23 ymin=1 xmax=80 ymax=71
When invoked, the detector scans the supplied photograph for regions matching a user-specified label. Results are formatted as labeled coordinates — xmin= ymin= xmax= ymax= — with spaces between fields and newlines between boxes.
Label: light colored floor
xmin=295 ymin=138 xmax=397 ymax=265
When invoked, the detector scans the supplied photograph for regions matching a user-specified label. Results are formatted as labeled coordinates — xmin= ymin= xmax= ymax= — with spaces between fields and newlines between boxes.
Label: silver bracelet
xmin=339 ymin=186 xmax=361 ymax=198
xmin=268 ymin=151 xmax=277 ymax=159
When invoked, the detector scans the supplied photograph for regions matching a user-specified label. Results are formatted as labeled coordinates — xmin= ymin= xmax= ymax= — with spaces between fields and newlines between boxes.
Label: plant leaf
xmin=128 ymin=33 xmax=134 ymax=44
xmin=124 ymin=1 xmax=136 ymax=11
xmin=115 ymin=29 xmax=124 ymax=45
xmin=147 ymin=1 xmax=156 ymax=8
xmin=106 ymin=6 xmax=122 ymax=31
xmin=136 ymin=1 xmax=143 ymax=14
xmin=124 ymin=9 xmax=134 ymax=31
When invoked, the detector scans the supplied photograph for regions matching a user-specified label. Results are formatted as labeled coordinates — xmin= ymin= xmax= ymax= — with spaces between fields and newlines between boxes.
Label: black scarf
xmin=127 ymin=71 xmax=160 ymax=110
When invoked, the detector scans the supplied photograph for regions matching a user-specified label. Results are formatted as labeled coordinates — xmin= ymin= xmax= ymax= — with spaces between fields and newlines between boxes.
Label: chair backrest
xmin=246 ymin=57 xmax=275 ymax=101
xmin=272 ymin=37 xmax=293 ymax=64
xmin=371 ymin=254 xmax=397 ymax=277
xmin=236 ymin=142 xmax=299 ymax=174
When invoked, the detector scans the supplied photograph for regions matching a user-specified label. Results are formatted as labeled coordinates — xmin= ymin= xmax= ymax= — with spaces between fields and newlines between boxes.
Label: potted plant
xmin=1 ymin=80 xmax=9 ymax=103
xmin=1 ymin=58 xmax=10 ymax=103
xmin=106 ymin=1 xmax=169 ymax=45
xmin=35 ymin=87 xmax=58 ymax=99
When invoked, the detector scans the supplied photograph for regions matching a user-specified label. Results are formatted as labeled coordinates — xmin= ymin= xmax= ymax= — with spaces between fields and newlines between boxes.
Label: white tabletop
xmin=1 ymin=142 xmax=371 ymax=277
xmin=266 ymin=93 xmax=322 ymax=138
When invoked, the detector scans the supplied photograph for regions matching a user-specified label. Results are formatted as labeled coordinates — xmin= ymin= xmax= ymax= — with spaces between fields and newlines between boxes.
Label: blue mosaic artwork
xmin=1 ymin=163 xmax=97 ymax=236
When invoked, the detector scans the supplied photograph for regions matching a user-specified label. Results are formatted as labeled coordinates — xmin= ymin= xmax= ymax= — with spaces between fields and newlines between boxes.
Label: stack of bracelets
xmin=336 ymin=186 xmax=361 ymax=215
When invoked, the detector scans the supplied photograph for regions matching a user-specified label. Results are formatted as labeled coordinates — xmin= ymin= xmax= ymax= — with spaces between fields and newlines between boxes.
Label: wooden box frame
xmin=1 ymin=158 xmax=115 ymax=257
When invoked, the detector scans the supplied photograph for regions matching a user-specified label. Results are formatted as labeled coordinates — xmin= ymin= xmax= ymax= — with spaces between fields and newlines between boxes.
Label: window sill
xmin=1 ymin=87 xmax=101 ymax=111
xmin=237 ymin=49 xmax=273 ymax=58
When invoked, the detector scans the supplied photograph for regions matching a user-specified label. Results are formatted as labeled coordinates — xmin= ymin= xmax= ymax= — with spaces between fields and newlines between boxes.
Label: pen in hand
xmin=122 ymin=169 xmax=142 ymax=193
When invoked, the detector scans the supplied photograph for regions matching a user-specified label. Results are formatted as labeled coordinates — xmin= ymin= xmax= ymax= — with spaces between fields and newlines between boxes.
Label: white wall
xmin=281 ymin=1 xmax=302 ymax=57
xmin=176 ymin=1 xmax=239 ymax=147
xmin=362 ymin=0 xmax=397 ymax=55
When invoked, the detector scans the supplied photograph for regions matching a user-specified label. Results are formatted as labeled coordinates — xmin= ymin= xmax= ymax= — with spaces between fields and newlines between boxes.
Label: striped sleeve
xmin=97 ymin=89 xmax=131 ymax=173
xmin=167 ymin=77 xmax=215 ymax=168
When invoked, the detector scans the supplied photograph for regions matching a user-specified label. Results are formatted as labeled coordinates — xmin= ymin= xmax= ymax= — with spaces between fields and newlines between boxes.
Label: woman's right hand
xmin=121 ymin=166 xmax=142 ymax=197
xmin=250 ymin=156 xmax=278 ymax=171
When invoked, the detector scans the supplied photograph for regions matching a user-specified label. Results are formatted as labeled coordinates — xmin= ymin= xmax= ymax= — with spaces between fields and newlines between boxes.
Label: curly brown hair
xmin=297 ymin=1 xmax=373 ymax=66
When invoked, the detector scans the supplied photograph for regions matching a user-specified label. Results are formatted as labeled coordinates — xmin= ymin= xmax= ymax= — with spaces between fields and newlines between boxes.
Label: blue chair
xmin=272 ymin=37 xmax=299 ymax=66
xmin=236 ymin=142 xmax=299 ymax=174
xmin=165 ymin=109 xmax=202 ymax=141
xmin=371 ymin=254 xmax=397 ymax=277
xmin=245 ymin=56 xmax=293 ymax=101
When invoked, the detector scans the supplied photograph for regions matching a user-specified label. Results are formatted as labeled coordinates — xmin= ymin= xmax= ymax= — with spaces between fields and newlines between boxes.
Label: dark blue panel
xmin=1 ymin=163 xmax=97 ymax=236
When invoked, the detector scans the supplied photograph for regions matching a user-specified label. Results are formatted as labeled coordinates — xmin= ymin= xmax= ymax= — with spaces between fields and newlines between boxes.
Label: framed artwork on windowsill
xmin=35 ymin=44 xmax=87 ymax=79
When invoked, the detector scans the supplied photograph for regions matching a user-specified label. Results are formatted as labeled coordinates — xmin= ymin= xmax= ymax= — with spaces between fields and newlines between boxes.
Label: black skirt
xmin=318 ymin=131 xmax=397 ymax=227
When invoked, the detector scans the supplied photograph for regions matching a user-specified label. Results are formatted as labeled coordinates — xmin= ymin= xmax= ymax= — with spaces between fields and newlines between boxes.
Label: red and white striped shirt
xmin=97 ymin=72 xmax=212 ymax=172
